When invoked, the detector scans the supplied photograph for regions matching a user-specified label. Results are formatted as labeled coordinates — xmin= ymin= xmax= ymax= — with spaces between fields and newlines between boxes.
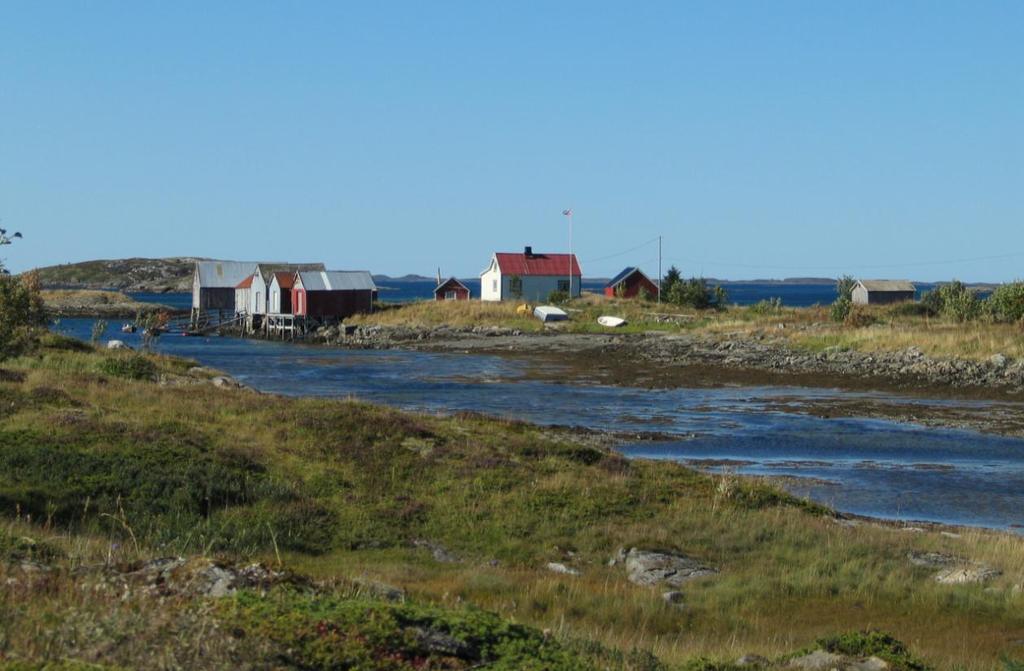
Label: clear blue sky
xmin=2 ymin=2 xmax=1021 ymax=281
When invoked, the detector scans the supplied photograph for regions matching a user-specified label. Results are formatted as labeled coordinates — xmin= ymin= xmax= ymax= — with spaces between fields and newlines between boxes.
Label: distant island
xmin=26 ymin=257 xmax=1001 ymax=293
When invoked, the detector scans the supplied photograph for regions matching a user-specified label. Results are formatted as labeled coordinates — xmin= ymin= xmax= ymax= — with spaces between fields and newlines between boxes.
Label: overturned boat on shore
xmin=533 ymin=305 xmax=568 ymax=323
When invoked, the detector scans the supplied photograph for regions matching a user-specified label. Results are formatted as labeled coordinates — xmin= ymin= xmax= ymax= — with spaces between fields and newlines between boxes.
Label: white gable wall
xmin=234 ymin=287 xmax=251 ymax=315
xmin=269 ymin=276 xmax=285 ymax=314
xmin=249 ymin=272 xmax=269 ymax=315
xmin=480 ymin=257 xmax=502 ymax=301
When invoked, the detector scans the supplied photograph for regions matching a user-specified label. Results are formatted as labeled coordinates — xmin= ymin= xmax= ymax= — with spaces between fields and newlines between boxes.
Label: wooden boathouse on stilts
xmin=191 ymin=261 xmax=260 ymax=330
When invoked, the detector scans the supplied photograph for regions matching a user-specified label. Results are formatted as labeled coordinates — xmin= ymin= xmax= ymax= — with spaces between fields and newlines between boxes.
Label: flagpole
xmin=568 ymin=210 xmax=573 ymax=298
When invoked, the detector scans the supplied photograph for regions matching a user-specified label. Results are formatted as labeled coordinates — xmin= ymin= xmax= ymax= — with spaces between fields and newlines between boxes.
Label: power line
xmin=581 ymin=237 xmax=659 ymax=264
xmin=662 ymin=250 xmax=1024 ymax=273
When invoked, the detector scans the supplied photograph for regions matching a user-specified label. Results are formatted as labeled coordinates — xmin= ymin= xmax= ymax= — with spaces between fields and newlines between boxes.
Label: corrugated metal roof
xmin=256 ymin=262 xmax=325 ymax=282
xmin=606 ymin=267 xmax=641 ymax=288
xmin=297 ymin=271 xmax=377 ymax=292
xmin=272 ymin=272 xmax=296 ymax=289
xmin=195 ymin=261 xmax=259 ymax=288
xmin=857 ymin=280 xmax=916 ymax=293
xmin=494 ymin=252 xmax=581 ymax=276
xmin=235 ymin=274 xmax=255 ymax=289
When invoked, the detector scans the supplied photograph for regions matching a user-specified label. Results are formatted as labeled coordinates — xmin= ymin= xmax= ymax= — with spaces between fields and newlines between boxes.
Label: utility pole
xmin=563 ymin=209 xmax=574 ymax=297
xmin=658 ymin=235 xmax=662 ymax=304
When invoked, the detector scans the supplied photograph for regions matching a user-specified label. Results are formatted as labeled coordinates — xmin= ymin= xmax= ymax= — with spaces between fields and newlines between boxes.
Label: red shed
xmin=292 ymin=270 xmax=377 ymax=320
xmin=604 ymin=267 xmax=659 ymax=299
xmin=434 ymin=277 xmax=470 ymax=301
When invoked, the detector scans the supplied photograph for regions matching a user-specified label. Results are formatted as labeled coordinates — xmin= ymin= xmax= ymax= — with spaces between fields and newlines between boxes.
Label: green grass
xmin=1 ymin=342 xmax=1023 ymax=668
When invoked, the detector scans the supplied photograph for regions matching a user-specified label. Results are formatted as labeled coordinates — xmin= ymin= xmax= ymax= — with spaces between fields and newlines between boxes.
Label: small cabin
xmin=293 ymin=270 xmax=377 ymax=320
xmin=480 ymin=246 xmax=582 ymax=302
xmin=435 ymin=277 xmax=470 ymax=301
xmin=604 ymin=267 xmax=658 ymax=299
xmin=851 ymin=280 xmax=916 ymax=305
xmin=268 ymin=272 xmax=296 ymax=314
xmin=192 ymin=261 xmax=259 ymax=312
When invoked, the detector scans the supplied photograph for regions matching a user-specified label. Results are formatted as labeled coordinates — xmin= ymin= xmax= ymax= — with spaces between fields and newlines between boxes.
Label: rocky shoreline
xmin=310 ymin=323 xmax=1024 ymax=396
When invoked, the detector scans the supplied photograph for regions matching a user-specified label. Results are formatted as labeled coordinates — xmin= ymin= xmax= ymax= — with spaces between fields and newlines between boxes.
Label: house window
xmin=445 ymin=290 xmax=457 ymax=300
xmin=492 ymin=279 xmax=498 ymax=292
xmin=557 ymin=280 xmax=570 ymax=292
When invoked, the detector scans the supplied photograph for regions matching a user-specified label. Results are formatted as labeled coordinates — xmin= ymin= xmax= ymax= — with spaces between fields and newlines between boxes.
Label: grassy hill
xmin=30 ymin=257 xmax=197 ymax=292
xmin=0 ymin=337 xmax=1021 ymax=668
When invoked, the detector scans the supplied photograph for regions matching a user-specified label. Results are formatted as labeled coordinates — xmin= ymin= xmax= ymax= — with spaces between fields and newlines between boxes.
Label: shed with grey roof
xmin=293 ymin=270 xmax=377 ymax=320
xmin=192 ymin=261 xmax=260 ymax=312
xmin=851 ymin=280 xmax=916 ymax=305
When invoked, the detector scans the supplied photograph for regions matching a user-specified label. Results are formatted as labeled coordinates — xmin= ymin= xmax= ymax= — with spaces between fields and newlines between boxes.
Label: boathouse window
xmin=509 ymin=276 xmax=522 ymax=297
xmin=557 ymin=280 xmax=570 ymax=292
xmin=445 ymin=290 xmax=456 ymax=300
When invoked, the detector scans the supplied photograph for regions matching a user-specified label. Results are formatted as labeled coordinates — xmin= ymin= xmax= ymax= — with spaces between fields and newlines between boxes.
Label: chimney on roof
xmin=524 ymin=246 xmax=533 ymax=257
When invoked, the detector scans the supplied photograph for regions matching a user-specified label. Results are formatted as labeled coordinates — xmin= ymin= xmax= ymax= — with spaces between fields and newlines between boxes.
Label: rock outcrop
xmin=614 ymin=547 xmax=718 ymax=587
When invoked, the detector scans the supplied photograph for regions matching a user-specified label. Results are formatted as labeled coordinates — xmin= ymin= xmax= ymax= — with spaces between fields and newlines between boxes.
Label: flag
xmin=562 ymin=209 xmax=572 ymax=216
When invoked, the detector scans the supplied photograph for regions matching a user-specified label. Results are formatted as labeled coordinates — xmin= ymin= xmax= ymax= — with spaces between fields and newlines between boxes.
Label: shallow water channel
xmin=58 ymin=319 xmax=1024 ymax=531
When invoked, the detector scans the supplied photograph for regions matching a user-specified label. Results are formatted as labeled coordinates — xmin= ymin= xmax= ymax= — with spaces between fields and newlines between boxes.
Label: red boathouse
xmin=604 ymin=267 xmax=659 ymax=299
xmin=434 ymin=277 xmax=470 ymax=301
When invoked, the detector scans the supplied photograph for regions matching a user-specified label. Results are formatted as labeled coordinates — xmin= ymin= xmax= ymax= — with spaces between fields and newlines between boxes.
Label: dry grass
xmin=356 ymin=295 xmax=1024 ymax=361
xmin=2 ymin=344 xmax=1024 ymax=668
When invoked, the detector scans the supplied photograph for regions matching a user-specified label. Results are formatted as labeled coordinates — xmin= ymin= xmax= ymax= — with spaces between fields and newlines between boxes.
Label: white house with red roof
xmin=480 ymin=246 xmax=582 ymax=302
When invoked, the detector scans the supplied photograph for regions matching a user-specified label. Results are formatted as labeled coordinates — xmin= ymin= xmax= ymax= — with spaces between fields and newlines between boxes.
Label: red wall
xmin=292 ymin=288 xmax=373 ymax=318
xmin=605 ymin=273 xmax=659 ymax=299
xmin=435 ymin=280 xmax=470 ymax=301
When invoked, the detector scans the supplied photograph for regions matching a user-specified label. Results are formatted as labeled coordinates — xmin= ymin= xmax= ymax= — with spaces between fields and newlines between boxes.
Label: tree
xmin=662 ymin=266 xmax=682 ymax=296
xmin=0 ymin=271 xmax=46 ymax=359
xmin=0 ymin=225 xmax=24 ymax=275
xmin=835 ymin=275 xmax=856 ymax=302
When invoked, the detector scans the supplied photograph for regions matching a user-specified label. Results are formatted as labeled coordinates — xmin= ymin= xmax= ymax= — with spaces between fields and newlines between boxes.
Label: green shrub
xmin=830 ymin=297 xmax=852 ymax=323
xmin=0 ymin=272 xmax=46 ymax=360
xmin=815 ymin=631 xmax=930 ymax=670
xmin=547 ymin=289 xmax=570 ymax=304
xmin=217 ymin=590 xmax=591 ymax=670
xmin=749 ymin=297 xmax=783 ymax=315
xmin=665 ymin=277 xmax=727 ymax=310
xmin=90 ymin=319 xmax=108 ymax=345
xmin=835 ymin=275 xmax=856 ymax=302
xmin=986 ymin=281 xmax=1024 ymax=323
xmin=98 ymin=355 xmax=156 ymax=380
xmin=844 ymin=306 xmax=877 ymax=328
xmin=922 ymin=281 xmax=981 ymax=322
xmin=886 ymin=301 xmax=934 ymax=318
xmin=38 ymin=332 xmax=93 ymax=352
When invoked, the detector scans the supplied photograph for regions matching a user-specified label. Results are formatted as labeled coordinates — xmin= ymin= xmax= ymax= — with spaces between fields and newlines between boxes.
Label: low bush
xmin=217 ymin=590 xmax=590 ymax=670
xmin=815 ymin=631 xmax=930 ymax=670
xmin=547 ymin=289 xmax=570 ymax=304
xmin=922 ymin=281 xmax=982 ymax=322
xmin=843 ymin=306 xmax=877 ymax=328
xmin=886 ymin=301 xmax=935 ymax=318
xmin=830 ymin=297 xmax=852 ymax=323
xmin=986 ymin=281 xmax=1024 ymax=323
xmin=749 ymin=297 xmax=783 ymax=315
xmin=38 ymin=332 xmax=93 ymax=352
xmin=97 ymin=354 xmax=156 ymax=380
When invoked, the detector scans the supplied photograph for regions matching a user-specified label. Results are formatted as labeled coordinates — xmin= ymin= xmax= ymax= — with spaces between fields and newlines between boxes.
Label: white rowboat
xmin=534 ymin=305 xmax=568 ymax=322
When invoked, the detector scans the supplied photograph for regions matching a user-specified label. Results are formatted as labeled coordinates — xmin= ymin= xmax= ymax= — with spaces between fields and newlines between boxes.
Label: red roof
xmin=235 ymin=274 xmax=255 ymax=289
xmin=494 ymin=252 xmax=581 ymax=276
xmin=273 ymin=272 xmax=296 ymax=289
